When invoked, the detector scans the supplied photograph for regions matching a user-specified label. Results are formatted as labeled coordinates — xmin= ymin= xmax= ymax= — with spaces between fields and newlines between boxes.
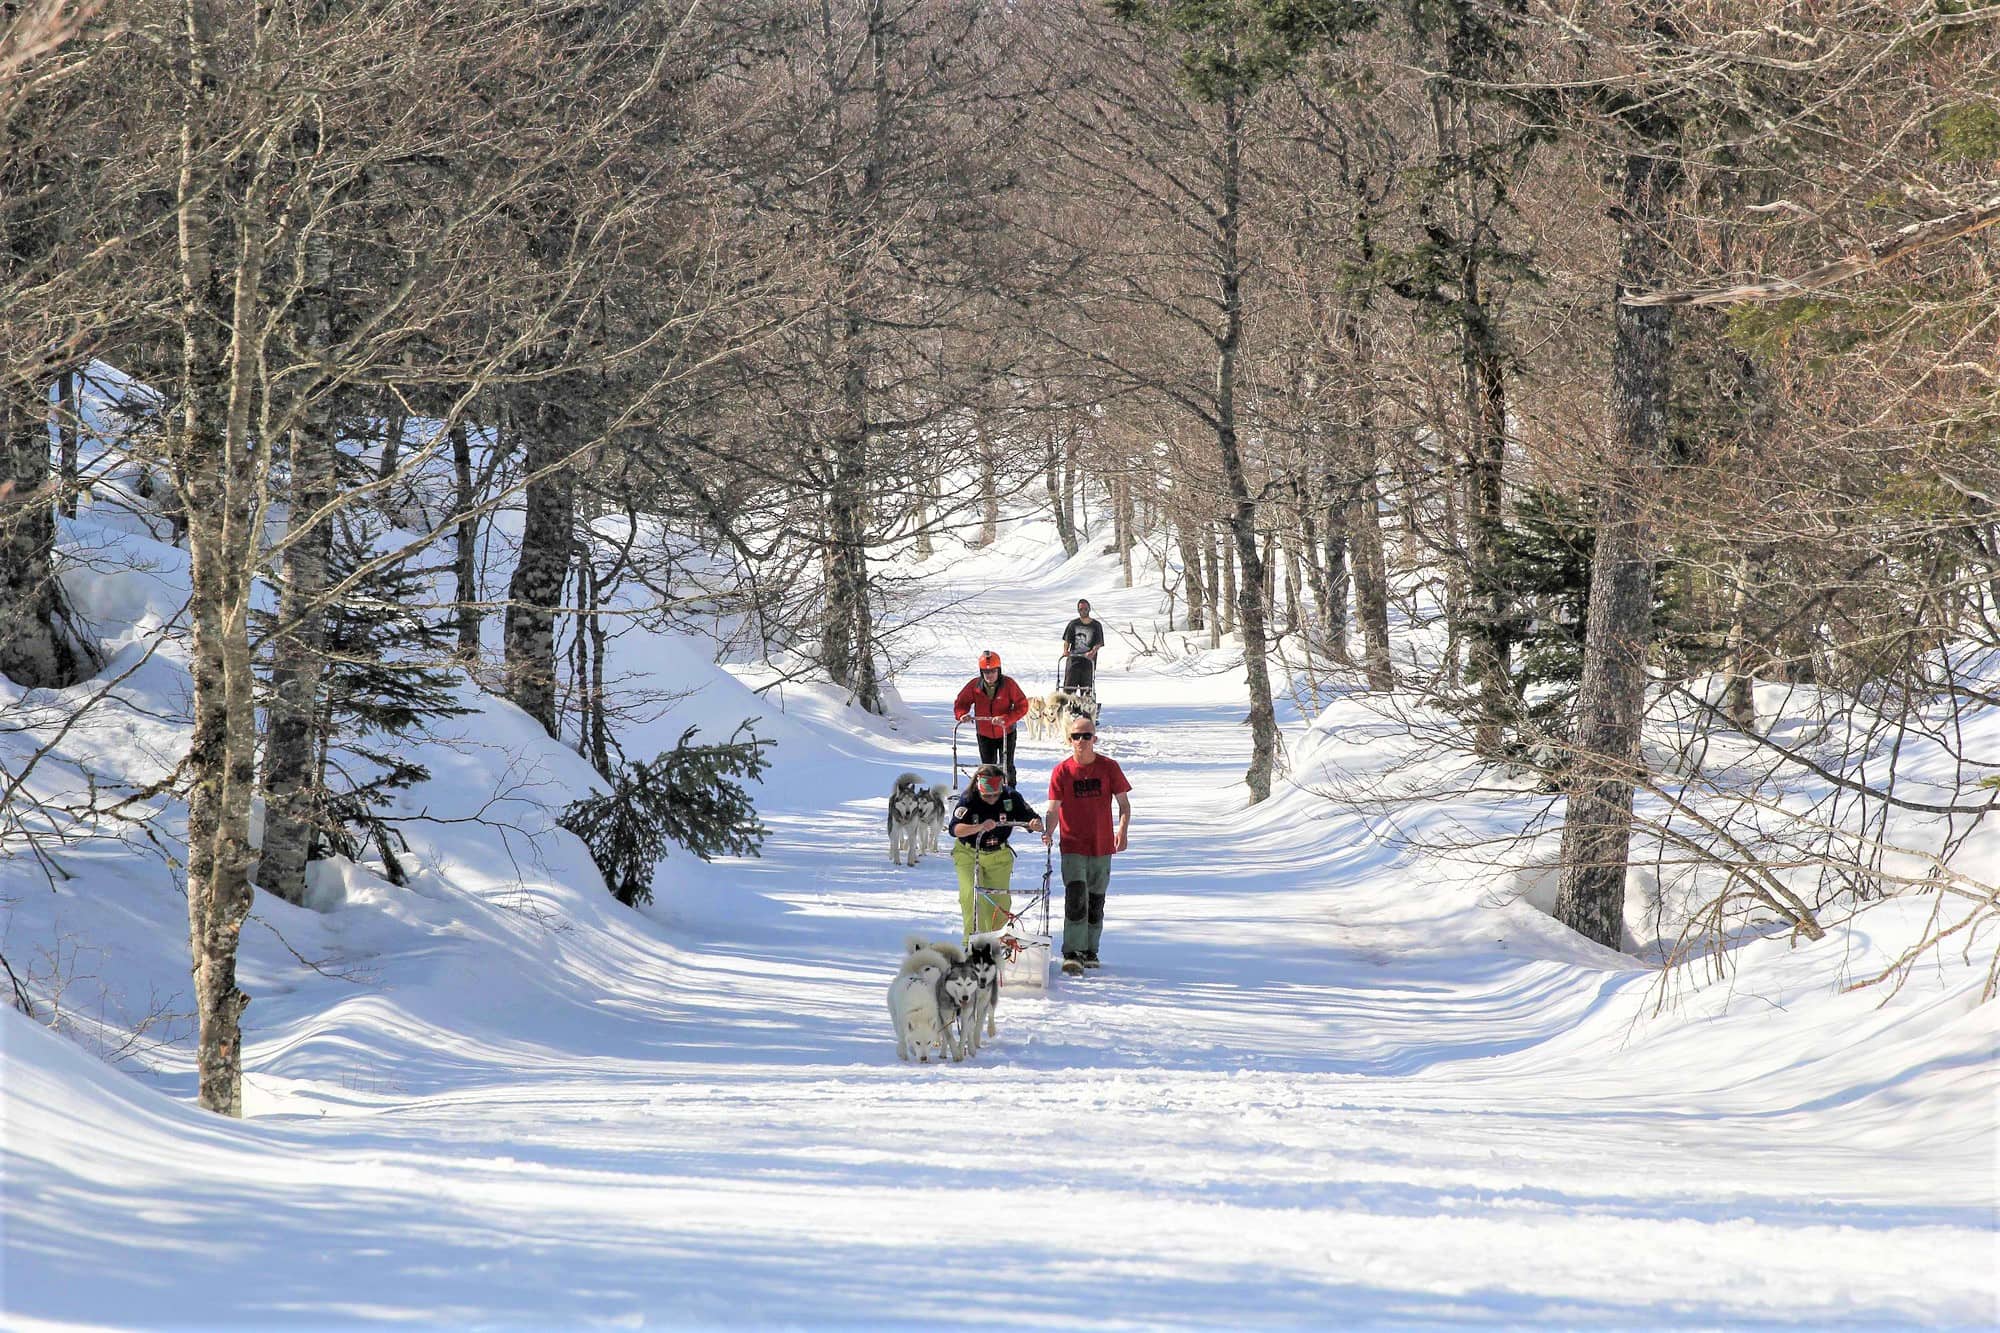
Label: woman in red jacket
xmin=953 ymin=650 xmax=1030 ymax=788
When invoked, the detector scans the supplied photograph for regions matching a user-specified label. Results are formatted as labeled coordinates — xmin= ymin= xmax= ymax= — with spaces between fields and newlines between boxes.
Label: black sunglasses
xmin=1069 ymin=731 xmax=1095 ymax=740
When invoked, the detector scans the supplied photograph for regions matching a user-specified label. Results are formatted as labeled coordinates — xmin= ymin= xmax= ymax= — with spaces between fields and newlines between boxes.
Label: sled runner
xmin=970 ymin=827 xmax=1052 ymax=992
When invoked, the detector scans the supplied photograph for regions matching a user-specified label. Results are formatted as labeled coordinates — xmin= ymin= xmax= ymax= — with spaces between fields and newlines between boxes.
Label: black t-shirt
xmin=1063 ymin=617 xmax=1105 ymax=658
xmin=951 ymin=786 xmax=1040 ymax=850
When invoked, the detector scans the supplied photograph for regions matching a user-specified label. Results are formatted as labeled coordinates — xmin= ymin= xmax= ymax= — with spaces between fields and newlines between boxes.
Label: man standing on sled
xmin=953 ymin=649 xmax=1029 ymax=787
xmin=951 ymin=763 xmax=1042 ymax=941
xmin=1058 ymin=598 xmax=1105 ymax=694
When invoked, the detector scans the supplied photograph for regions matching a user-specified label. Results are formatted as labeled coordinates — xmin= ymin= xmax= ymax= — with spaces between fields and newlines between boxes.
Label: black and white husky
xmin=1051 ymin=689 xmax=1101 ymax=734
xmin=887 ymin=772 xmax=930 ymax=866
xmin=961 ymin=933 xmax=1004 ymax=1054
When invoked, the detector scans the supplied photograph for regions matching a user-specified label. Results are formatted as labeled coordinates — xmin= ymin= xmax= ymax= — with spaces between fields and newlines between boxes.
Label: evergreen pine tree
xmin=1486 ymin=486 xmax=1684 ymax=778
xmin=1489 ymin=487 xmax=1596 ymax=762
xmin=559 ymin=723 xmax=772 ymax=907
xmin=257 ymin=516 xmax=471 ymax=883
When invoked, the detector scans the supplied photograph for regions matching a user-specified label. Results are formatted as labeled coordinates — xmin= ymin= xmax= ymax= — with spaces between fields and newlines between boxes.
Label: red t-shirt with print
xmin=1047 ymin=754 xmax=1130 ymax=857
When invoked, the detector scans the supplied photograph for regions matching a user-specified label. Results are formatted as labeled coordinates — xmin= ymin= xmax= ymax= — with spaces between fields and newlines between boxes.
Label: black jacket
xmin=951 ymin=785 xmax=1040 ymax=851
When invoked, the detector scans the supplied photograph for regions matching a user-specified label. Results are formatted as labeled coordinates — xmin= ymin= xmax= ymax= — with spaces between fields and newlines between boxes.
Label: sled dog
xmin=888 ymin=772 xmax=930 ymax=866
xmin=918 ymin=784 xmax=950 ymax=853
xmin=905 ymin=936 xmax=981 ymax=1061
xmin=891 ymin=936 xmax=960 ymax=1063
xmin=1023 ymin=694 xmax=1051 ymax=741
xmin=1051 ymin=689 xmax=1100 ymax=734
xmin=959 ymin=934 xmax=1003 ymax=1054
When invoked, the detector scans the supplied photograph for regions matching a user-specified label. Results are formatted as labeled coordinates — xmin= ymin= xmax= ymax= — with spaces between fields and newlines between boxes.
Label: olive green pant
xmin=1060 ymin=851 xmax=1111 ymax=957
xmin=953 ymin=842 xmax=1015 ymax=940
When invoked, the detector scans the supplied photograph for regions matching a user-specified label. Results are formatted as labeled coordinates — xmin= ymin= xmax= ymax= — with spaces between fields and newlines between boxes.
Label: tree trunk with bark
xmin=256 ymin=216 xmax=336 ymax=907
xmin=1175 ymin=514 xmax=1206 ymax=630
xmin=1215 ymin=85 xmax=1279 ymax=803
xmin=452 ymin=418 xmax=480 ymax=664
xmin=977 ymin=418 xmax=999 ymax=546
xmin=0 ymin=378 xmax=81 ymax=687
xmin=504 ymin=408 xmax=576 ymax=739
xmin=1347 ymin=434 xmax=1394 ymax=691
xmin=176 ymin=1 xmax=262 ymax=1112
xmin=1554 ymin=146 xmax=1680 ymax=951
xmin=56 ymin=368 xmax=79 ymax=519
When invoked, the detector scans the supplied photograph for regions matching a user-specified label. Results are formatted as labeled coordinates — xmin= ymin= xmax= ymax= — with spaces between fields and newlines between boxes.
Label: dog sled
xmin=1058 ymin=652 xmax=1098 ymax=704
xmin=970 ymin=831 xmax=1053 ymax=992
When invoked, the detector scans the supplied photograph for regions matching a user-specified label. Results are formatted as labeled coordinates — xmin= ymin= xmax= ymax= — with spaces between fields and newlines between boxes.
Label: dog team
xmin=885 ymin=934 xmax=1003 ymax=1063
xmin=884 ymin=598 xmax=1134 ymax=1061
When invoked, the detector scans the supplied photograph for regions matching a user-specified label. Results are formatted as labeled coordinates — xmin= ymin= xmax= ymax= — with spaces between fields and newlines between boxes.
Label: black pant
xmin=977 ymin=729 xmax=1017 ymax=788
xmin=1063 ymin=655 xmax=1095 ymax=691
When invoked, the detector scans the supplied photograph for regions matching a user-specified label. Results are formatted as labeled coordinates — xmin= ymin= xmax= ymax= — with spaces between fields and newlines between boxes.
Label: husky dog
xmin=1023 ymin=694 xmax=1051 ymax=741
xmin=916 ymin=780 xmax=948 ymax=852
xmin=920 ymin=780 xmax=952 ymax=852
xmin=959 ymin=934 xmax=1003 ymax=1054
xmin=888 ymin=956 xmax=947 ymax=1062
xmin=906 ymin=936 xmax=981 ymax=1061
xmin=1050 ymin=689 xmax=1101 ymax=735
xmin=888 ymin=772 xmax=930 ymax=866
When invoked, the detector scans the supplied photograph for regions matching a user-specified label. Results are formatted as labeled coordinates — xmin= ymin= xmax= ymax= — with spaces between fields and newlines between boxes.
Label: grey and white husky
xmin=887 ymin=772 xmax=930 ymax=866
xmin=918 ymin=783 xmax=950 ymax=854
xmin=904 ymin=936 xmax=983 ymax=1061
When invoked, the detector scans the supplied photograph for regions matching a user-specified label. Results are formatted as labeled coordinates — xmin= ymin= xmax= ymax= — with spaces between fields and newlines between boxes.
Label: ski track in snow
xmin=4 ymin=523 xmax=1998 ymax=1331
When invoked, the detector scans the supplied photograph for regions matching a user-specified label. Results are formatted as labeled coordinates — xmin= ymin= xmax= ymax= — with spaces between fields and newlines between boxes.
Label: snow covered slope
xmin=3 ymin=512 xmax=1996 ymax=1330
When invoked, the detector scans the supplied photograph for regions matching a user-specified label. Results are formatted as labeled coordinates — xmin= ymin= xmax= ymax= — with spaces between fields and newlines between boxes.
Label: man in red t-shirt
xmin=1042 ymin=715 xmax=1131 ymax=973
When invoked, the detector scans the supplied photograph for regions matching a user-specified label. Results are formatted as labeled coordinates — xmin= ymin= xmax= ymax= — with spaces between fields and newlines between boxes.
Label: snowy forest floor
xmin=3 ymin=520 xmax=1998 ymax=1330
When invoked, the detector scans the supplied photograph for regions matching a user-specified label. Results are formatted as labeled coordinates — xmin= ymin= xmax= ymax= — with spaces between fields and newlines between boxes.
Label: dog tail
xmin=904 ymin=934 xmax=964 ymax=964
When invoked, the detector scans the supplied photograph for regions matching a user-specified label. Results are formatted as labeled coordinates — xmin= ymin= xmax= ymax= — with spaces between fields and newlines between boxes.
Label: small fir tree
xmin=559 ymin=722 xmax=771 ymax=906
xmin=258 ymin=517 xmax=471 ymax=882
xmin=1486 ymin=487 xmax=1686 ymax=777
xmin=1489 ymin=487 xmax=1598 ymax=758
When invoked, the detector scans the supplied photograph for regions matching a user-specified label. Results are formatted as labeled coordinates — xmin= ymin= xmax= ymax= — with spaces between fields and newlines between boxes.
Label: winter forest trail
xmin=5 ymin=528 xmax=1996 ymax=1330
xmin=552 ymin=532 xmax=1993 ymax=1327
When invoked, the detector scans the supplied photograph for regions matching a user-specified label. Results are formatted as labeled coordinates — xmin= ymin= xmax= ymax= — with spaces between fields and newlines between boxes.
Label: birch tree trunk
xmin=1554 ymin=146 xmax=1679 ymax=951
xmin=504 ymin=412 xmax=576 ymax=739
xmin=1721 ymin=544 xmax=1770 ymax=733
xmin=176 ymin=0 xmax=262 ymax=1113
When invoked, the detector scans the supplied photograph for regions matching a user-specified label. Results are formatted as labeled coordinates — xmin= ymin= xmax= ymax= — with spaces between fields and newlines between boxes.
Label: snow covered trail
xmin=5 ymin=529 xmax=1997 ymax=1330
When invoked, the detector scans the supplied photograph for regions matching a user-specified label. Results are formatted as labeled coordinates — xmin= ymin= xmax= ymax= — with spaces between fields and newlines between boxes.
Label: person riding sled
xmin=950 ymin=763 xmax=1043 ymax=941
xmin=1059 ymin=598 xmax=1105 ymax=694
xmin=953 ymin=649 xmax=1029 ymax=788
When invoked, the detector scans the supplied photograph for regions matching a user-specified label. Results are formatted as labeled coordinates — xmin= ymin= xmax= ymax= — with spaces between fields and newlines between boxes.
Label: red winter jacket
xmin=954 ymin=674 xmax=1029 ymax=740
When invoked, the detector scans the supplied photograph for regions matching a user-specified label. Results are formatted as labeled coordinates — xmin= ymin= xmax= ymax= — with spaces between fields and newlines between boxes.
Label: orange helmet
xmin=978 ymin=650 xmax=1002 ymax=671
